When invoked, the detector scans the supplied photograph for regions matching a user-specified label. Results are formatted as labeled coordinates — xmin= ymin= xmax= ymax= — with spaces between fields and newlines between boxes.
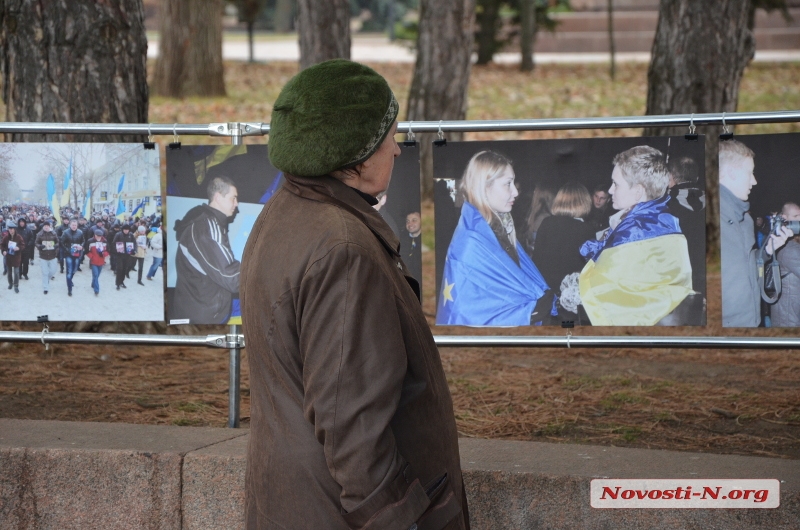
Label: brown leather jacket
xmin=241 ymin=174 xmax=468 ymax=530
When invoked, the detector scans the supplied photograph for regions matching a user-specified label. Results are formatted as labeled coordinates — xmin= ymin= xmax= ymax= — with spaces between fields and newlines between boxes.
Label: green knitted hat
xmin=268 ymin=59 xmax=399 ymax=177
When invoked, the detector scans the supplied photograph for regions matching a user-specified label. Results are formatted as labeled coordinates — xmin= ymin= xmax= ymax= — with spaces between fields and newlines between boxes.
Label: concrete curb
xmin=1 ymin=419 xmax=798 ymax=529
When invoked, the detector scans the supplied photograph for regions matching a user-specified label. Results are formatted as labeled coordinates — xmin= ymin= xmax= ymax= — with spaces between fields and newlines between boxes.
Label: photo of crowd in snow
xmin=0 ymin=143 xmax=163 ymax=321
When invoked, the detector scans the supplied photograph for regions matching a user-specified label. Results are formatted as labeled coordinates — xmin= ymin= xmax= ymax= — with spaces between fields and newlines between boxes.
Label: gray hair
xmin=612 ymin=146 xmax=669 ymax=201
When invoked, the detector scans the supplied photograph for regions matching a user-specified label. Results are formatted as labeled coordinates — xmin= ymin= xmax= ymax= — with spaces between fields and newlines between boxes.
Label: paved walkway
xmin=146 ymin=36 xmax=800 ymax=64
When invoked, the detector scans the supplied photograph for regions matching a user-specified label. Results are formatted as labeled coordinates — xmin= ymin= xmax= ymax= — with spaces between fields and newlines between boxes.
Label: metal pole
xmin=0 ymin=110 xmax=798 ymax=137
xmin=0 ymin=331 xmax=231 ymax=348
xmin=229 ymin=124 xmax=243 ymax=428
xmin=433 ymin=335 xmax=800 ymax=349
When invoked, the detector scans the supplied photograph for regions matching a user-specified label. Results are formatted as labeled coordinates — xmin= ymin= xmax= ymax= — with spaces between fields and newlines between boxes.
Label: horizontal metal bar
xmin=434 ymin=335 xmax=800 ymax=349
xmin=2 ymin=330 xmax=799 ymax=350
xmin=0 ymin=110 xmax=797 ymax=137
xmin=394 ymin=110 xmax=800 ymax=134
xmin=0 ymin=331 xmax=241 ymax=349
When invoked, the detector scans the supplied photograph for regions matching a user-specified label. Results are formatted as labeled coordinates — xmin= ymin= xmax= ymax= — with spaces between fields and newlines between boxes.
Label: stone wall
xmin=1 ymin=419 xmax=798 ymax=529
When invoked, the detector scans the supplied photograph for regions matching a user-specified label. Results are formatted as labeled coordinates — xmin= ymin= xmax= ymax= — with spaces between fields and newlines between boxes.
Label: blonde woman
xmin=436 ymin=150 xmax=551 ymax=326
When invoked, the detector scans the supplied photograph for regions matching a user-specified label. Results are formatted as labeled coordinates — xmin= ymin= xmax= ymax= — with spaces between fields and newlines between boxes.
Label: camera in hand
xmin=770 ymin=215 xmax=800 ymax=236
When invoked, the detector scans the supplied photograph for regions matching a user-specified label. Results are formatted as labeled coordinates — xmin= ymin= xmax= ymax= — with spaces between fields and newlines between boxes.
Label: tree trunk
xmin=607 ymin=0 xmax=616 ymax=80
xmin=476 ymin=0 xmax=499 ymax=65
xmin=274 ymin=0 xmax=295 ymax=33
xmin=520 ymin=0 xmax=535 ymax=72
xmin=407 ymin=0 xmax=476 ymax=198
xmin=643 ymin=0 xmax=755 ymax=258
xmin=0 ymin=0 xmax=148 ymax=143
xmin=296 ymin=0 xmax=350 ymax=70
xmin=247 ymin=20 xmax=255 ymax=63
xmin=152 ymin=0 xmax=226 ymax=98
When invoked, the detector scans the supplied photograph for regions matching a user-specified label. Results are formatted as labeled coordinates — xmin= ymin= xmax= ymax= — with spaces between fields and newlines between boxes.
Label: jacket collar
xmin=282 ymin=174 xmax=400 ymax=257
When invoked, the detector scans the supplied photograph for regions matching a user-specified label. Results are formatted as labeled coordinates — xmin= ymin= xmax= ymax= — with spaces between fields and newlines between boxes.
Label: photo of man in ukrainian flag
xmin=433 ymin=137 xmax=706 ymax=327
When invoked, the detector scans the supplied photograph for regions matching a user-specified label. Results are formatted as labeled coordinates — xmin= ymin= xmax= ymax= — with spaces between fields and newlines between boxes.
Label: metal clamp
xmin=566 ymin=330 xmax=572 ymax=349
xmin=225 ymin=333 xmax=245 ymax=349
xmin=689 ymin=113 xmax=696 ymax=135
xmin=41 ymin=323 xmax=50 ymax=351
xmin=208 ymin=122 xmax=264 ymax=137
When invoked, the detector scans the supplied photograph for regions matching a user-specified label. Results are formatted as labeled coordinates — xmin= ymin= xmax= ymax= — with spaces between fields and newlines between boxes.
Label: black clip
xmin=144 ymin=124 xmax=155 ymax=149
xmin=433 ymin=120 xmax=447 ymax=147
xmin=37 ymin=315 xmax=49 ymax=323
xmin=168 ymin=123 xmax=181 ymax=150
xmin=719 ymin=112 xmax=733 ymax=140
xmin=685 ymin=113 xmax=698 ymax=141
xmin=404 ymin=121 xmax=417 ymax=147
xmin=561 ymin=320 xmax=574 ymax=329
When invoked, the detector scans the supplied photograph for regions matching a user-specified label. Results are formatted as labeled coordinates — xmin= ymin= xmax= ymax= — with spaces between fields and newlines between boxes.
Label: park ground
xmin=1 ymin=61 xmax=799 ymax=458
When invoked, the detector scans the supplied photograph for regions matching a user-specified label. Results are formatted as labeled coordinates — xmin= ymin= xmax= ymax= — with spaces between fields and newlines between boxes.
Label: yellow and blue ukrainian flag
xmin=579 ymin=195 xmax=693 ymax=325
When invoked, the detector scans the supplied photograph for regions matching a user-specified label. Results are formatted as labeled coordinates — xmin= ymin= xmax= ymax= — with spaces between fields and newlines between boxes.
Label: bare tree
xmin=520 ymin=0 xmax=536 ymax=71
xmin=407 ymin=0 xmax=477 ymax=197
xmin=643 ymin=0 xmax=755 ymax=255
xmin=297 ymin=0 xmax=350 ymax=70
xmin=274 ymin=0 xmax=296 ymax=32
xmin=232 ymin=0 xmax=267 ymax=63
xmin=0 ymin=0 xmax=148 ymax=143
xmin=607 ymin=0 xmax=616 ymax=80
xmin=152 ymin=0 xmax=226 ymax=97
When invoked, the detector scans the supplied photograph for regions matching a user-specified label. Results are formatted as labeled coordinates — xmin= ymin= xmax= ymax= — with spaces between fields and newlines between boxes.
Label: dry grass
xmin=2 ymin=60 xmax=800 ymax=458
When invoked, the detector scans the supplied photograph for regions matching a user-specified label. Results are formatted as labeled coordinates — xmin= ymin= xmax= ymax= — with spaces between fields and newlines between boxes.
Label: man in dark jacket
xmin=60 ymin=218 xmax=85 ymax=296
xmin=241 ymin=60 xmax=468 ymax=530
xmin=112 ymin=224 xmax=136 ymax=290
xmin=55 ymin=217 xmax=71 ymax=273
xmin=667 ymin=156 xmax=706 ymax=295
xmin=16 ymin=218 xmax=35 ymax=280
xmin=171 ymin=176 xmax=240 ymax=324
xmin=35 ymin=220 xmax=59 ymax=294
xmin=1 ymin=222 xmax=25 ymax=293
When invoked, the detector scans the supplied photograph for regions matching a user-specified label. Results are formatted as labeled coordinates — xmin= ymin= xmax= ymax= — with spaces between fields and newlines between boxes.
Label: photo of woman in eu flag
xmin=436 ymin=151 xmax=553 ymax=326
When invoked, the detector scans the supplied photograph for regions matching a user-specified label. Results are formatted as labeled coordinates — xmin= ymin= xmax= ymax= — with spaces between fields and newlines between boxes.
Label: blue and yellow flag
xmin=436 ymin=202 xmax=549 ymax=326
xmin=61 ymin=158 xmax=73 ymax=208
xmin=115 ymin=174 xmax=126 ymax=221
xmin=131 ymin=201 xmax=144 ymax=219
xmin=47 ymin=174 xmax=61 ymax=225
xmin=579 ymin=195 xmax=693 ymax=325
xmin=82 ymin=189 xmax=92 ymax=219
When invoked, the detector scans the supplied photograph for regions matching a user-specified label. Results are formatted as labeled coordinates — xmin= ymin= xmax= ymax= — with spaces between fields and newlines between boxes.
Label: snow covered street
xmin=1 ymin=258 xmax=165 ymax=322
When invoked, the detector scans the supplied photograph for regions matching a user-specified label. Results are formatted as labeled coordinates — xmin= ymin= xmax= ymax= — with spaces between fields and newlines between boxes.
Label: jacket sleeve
xmin=185 ymin=218 xmax=240 ymax=293
xmin=297 ymin=242 xmax=429 ymax=530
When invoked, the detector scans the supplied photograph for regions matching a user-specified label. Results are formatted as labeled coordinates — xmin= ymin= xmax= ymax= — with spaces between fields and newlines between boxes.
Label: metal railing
xmin=2 ymin=109 xmax=799 ymax=428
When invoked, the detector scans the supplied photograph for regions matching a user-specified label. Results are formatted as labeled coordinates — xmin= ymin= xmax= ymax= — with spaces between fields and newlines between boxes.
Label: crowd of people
xmin=0 ymin=204 xmax=164 ymax=298
xmin=436 ymin=145 xmax=706 ymax=327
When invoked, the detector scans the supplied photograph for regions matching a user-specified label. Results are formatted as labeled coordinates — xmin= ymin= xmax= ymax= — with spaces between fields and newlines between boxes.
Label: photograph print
xmin=433 ymin=136 xmax=706 ymax=327
xmin=0 ymin=143 xmax=163 ymax=321
xmin=380 ymin=143 xmax=423 ymax=289
xmin=718 ymin=133 xmax=800 ymax=328
xmin=165 ymin=144 xmax=281 ymax=325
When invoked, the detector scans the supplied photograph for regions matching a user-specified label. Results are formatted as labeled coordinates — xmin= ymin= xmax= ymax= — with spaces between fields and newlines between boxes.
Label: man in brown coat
xmin=241 ymin=60 xmax=468 ymax=529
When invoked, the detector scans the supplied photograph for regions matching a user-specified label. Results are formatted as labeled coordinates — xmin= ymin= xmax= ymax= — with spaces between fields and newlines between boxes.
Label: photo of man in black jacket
xmin=171 ymin=176 xmax=241 ymax=324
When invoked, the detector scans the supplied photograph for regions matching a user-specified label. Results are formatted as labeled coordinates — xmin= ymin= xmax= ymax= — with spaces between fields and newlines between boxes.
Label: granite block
xmin=458 ymin=438 xmax=800 ymax=530
xmin=182 ymin=434 xmax=249 ymax=530
xmin=0 ymin=419 xmax=246 ymax=530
